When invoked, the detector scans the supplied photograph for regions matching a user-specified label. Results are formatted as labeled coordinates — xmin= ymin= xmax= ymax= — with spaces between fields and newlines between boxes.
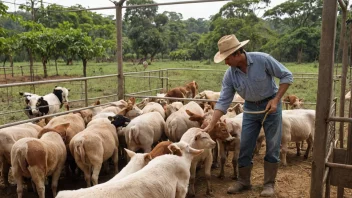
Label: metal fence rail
xmin=0 ymin=68 xmax=322 ymax=127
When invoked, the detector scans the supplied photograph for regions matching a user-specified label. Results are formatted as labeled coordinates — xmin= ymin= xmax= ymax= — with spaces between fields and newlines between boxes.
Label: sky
xmin=4 ymin=0 xmax=289 ymax=20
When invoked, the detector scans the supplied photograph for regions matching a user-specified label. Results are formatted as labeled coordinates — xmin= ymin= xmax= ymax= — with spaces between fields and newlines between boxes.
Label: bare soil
xmin=1 ymin=144 xmax=352 ymax=198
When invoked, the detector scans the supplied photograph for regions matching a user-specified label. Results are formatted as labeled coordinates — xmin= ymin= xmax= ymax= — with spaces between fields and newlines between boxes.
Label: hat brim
xmin=213 ymin=40 xmax=250 ymax=63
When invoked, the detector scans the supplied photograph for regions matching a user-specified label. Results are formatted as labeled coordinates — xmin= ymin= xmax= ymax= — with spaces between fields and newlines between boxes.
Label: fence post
xmin=310 ymin=0 xmax=337 ymax=197
xmin=84 ymin=79 xmax=88 ymax=107
xmin=114 ymin=0 xmax=126 ymax=100
xmin=166 ymin=69 xmax=169 ymax=91
xmin=20 ymin=66 xmax=23 ymax=76
xmin=3 ymin=67 xmax=7 ymax=83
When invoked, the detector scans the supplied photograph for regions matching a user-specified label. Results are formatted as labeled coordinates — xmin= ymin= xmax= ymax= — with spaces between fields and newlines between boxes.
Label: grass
xmin=0 ymin=60 xmax=349 ymax=125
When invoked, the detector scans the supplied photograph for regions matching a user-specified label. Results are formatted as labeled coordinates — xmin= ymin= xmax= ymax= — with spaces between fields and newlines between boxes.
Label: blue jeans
xmin=238 ymin=100 xmax=282 ymax=167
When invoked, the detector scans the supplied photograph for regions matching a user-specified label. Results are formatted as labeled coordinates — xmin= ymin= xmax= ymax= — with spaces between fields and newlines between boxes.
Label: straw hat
xmin=213 ymin=34 xmax=249 ymax=63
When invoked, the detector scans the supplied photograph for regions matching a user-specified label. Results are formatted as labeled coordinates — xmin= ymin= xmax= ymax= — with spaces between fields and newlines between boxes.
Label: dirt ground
xmin=1 ymin=144 xmax=352 ymax=198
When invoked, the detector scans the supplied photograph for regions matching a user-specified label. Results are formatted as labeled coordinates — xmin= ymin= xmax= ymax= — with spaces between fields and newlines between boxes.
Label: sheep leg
xmin=175 ymin=181 xmax=188 ymax=198
xmin=91 ymin=163 xmax=102 ymax=186
xmin=212 ymin=142 xmax=219 ymax=169
xmin=296 ymin=142 xmax=301 ymax=156
xmin=112 ymin=147 xmax=119 ymax=174
xmin=51 ymin=167 xmax=62 ymax=198
xmin=12 ymin=167 xmax=24 ymax=198
xmin=78 ymin=164 xmax=91 ymax=187
xmin=280 ymin=143 xmax=288 ymax=166
xmin=29 ymin=167 xmax=45 ymax=198
xmin=188 ymin=162 xmax=197 ymax=197
xmin=1 ymin=160 xmax=10 ymax=187
xmin=232 ymin=150 xmax=239 ymax=180
xmin=217 ymin=141 xmax=226 ymax=179
xmin=304 ymin=136 xmax=313 ymax=159
xmin=205 ymin=154 xmax=213 ymax=195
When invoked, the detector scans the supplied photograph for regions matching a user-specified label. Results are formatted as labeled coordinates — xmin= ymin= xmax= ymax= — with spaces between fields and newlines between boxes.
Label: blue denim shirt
xmin=215 ymin=52 xmax=293 ymax=114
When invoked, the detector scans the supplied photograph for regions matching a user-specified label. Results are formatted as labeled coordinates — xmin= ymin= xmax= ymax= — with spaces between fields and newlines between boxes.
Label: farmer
xmin=203 ymin=34 xmax=293 ymax=197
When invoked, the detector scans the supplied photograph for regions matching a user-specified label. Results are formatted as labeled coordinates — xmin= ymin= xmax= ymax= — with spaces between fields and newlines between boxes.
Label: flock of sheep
xmin=0 ymin=81 xmax=316 ymax=198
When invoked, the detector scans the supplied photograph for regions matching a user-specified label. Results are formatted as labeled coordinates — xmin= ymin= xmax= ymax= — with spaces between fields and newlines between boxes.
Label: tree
xmin=263 ymin=0 xmax=322 ymax=31
xmin=0 ymin=36 xmax=21 ymax=69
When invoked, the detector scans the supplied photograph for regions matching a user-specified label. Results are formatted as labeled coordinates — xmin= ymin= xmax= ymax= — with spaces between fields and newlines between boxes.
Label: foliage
xmin=0 ymin=0 xmax=330 ymax=65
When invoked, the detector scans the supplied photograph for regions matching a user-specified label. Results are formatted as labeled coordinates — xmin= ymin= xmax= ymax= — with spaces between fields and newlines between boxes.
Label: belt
xmin=246 ymin=94 xmax=276 ymax=105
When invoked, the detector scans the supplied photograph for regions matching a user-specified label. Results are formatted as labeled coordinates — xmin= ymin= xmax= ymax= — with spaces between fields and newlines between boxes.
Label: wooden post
xmin=20 ymin=66 xmax=23 ymax=76
xmin=338 ymin=0 xmax=348 ymax=150
xmin=3 ymin=67 xmax=6 ymax=83
xmin=114 ymin=0 xmax=126 ymax=100
xmin=84 ymin=79 xmax=88 ymax=107
xmin=310 ymin=0 xmax=338 ymax=198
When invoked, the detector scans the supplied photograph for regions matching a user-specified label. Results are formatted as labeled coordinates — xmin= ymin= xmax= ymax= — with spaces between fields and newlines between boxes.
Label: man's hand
xmin=265 ymin=98 xmax=279 ymax=114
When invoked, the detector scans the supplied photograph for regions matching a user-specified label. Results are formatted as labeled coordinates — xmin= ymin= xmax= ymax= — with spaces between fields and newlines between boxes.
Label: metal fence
xmin=0 ymin=68 xmax=326 ymax=127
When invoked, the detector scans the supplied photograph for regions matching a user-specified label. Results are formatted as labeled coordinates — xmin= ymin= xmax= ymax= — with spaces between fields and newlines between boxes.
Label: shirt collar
xmin=245 ymin=51 xmax=253 ymax=66
xmin=233 ymin=51 xmax=253 ymax=73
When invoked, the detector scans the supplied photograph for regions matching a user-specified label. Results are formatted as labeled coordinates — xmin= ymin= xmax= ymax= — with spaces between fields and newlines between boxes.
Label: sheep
xmin=94 ymin=97 xmax=143 ymax=120
xmin=283 ymin=94 xmax=304 ymax=109
xmin=56 ymin=141 xmax=203 ymax=198
xmin=165 ymin=101 xmax=204 ymax=142
xmin=40 ymin=113 xmax=90 ymax=175
xmin=11 ymin=123 xmax=69 ymax=198
xmin=26 ymin=86 xmax=70 ymax=116
xmin=255 ymin=109 xmax=315 ymax=166
xmin=69 ymin=118 xmax=120 ymax=187
xmin=0 ymin=123 xmax=42 ymax=187
xmin=54 ymin=141 xmax=177 ymax=198
xmin=19 ymin=92 xmax=41 ymax=118
xmin=180 ymin=128 xmax=217 ymax=196
xmin=112 ymin=112 xmax=165 ymax=153
xmin=142 ymin=102 xmax=166 ymax=119
xmin=105 ymin=141 xmax=177 ymax=184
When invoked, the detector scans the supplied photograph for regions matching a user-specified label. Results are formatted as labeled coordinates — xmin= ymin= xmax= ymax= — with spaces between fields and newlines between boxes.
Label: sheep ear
xmin=67 ymin=88 xmax=71 ymax=91
xmin=55 ymin=85 xmax=58 ymax=88
xmin=108 ymin=116 xmax=114 ymax=121
xmin=95 ymin=100 xmax=101 ymax=105
xmin=144 ymin=154 xmax=152 ymax=161
xmin=188 ymin=146 xmax=204 ymax=156
xmin=19 ymin=92 xmax=24 ymax=96
xmin=168 ymin=143 xmax=180 ymax=154
xmin=124 ymin=148 xmax=136 ymax=158
xmin=195 ymin=132 xmax=202 ymax=141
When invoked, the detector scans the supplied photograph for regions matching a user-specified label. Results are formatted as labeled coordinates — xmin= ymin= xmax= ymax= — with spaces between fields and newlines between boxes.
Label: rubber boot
xmin=227 ymin=165 xmax=252 ymax=194
xmin=260 ymin=161 xmax=279 ymax=197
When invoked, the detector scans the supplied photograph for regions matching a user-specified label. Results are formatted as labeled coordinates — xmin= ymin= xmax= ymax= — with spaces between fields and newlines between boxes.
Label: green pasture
xmin=0 ymin=60 xmax=349 ymax=125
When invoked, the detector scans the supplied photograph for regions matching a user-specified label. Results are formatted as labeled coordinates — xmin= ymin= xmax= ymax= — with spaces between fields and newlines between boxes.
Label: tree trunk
xmin=83 ymin=59 xmax=87 ymax=77
xmin=28 ymin=49 xmax=34 ymax=81
xmin=297 ymin=47 xmax=303 ymax=64
xmin=66 ymin=58 xmax=72 ymax=65
xmin=42 ymin=57 xmax=48 ymax=78
xmin=55 ymin=59 xmax=58 ymax=76
xmin=3 ymin=55 xmax=7 ymax=67
xmin=10 ymin=55 xmax=13 ymax=77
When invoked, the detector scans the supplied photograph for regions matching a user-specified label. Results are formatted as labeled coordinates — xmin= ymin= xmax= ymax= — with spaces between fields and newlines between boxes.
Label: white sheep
xmin=117 ymin=112 xmax=165 ymax=152
xmin=180 ymin=127 xmax=216 ymax=196
xmin=56 ymin=141 xmax=203 ymax=198
xmin=165 ymin=101 xmax=204 ymax=142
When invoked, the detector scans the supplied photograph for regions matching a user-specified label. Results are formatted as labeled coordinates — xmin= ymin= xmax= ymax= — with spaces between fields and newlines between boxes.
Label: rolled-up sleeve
xmin=214 ymin=69 xmax=236 ymax=114
xmin=265 ymin=55 xmax=293 ymax=85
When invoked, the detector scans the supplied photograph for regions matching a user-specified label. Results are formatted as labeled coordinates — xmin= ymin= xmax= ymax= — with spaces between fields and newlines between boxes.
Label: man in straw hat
xmin=204 ymin=34 xmax=293 ymax=197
